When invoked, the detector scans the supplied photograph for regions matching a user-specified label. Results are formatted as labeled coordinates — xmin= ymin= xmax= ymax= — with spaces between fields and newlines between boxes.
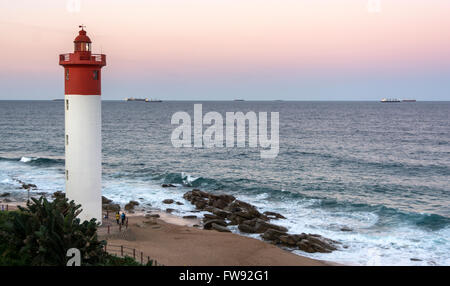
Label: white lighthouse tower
xmin=59 ymin=26 xmax=106 ymax=223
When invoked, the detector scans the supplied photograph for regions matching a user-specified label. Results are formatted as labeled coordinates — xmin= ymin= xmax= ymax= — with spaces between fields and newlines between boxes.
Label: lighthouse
xmin=59 ymin=26 xmax=106 ymax=223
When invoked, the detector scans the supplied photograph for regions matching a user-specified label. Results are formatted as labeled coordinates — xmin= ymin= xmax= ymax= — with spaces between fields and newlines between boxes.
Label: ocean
xmin=0 ymin=100 xmax=449 ymax=265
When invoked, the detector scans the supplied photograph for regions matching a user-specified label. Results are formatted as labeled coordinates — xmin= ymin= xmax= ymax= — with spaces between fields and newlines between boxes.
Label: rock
xmin=145 ymin=214 xmax=160 ymax=218
xmin=228 ymin=214 xmax=246 ymax=225
xmin=3 ymin=198 xmax=12 ymax=203
xmin=166 ymin=208 xmax=175 ymax=213
xmin=238 ymin=218 xmax=286 ymax=233
xmin=175 ymin=201 xmax=184 ymax=205
xmin=183 ymin=215 xmax=197 ymax=219
xmin=279 ymin=235 xmax=298 ymax=246
xmin=129 ymin=200 xmax=139 ymax=206
xmin=183 ymin=190 xmax=236 ymax=212
xmin=102 ymin=196 xmax=112 ymax=204
xmin=211 ymin=199 xmax=229 ymax=210
xmin=124 ymin=203 xmax=135 ymax=211
xmin=52 ymin=191 xmax=65 ymax=199
xmin=255 ymin=221 xmax=287 ymax=233
xmin=340 ymin=226 xmax=352 ymax=232
xmin=239 ymin=218 xmax=288 ymax=233
xmin=238 ymin=223 xmax=257 ymax=233
xmin=203 ymin=219 xmax=227 ymax=230
xmin=102 ymin=203 xmax=120 ymax=212
xmin=263 ymin=211 xmax=286 ymax=219
xmin=297 ymin=240 xmax=314 ymax=253
xmin=234 ymin=210 xmax=254 ymax=219
xmin=194 ymin=200 xmax=207 ymax=209
xmin=162 ymin=184 xmax=177 ymax=188
xmin=204 ymin=213 xmax=222 ymax=220
xmin=0 ymin=192 xmax=11 ymax=197
xmin=21 ymin=183 xmax=37 ymax=190
xmin=261 ymin=229 xmax=288 ymax=241
xmin=296 ymin=234 xmax=338 ymax=253
xmin=162 ymin=199 xmax=174 ymax=204
xmin=211 ymin=208 xmax=231 ymax=218
xmin=211 ymin=223 xmax=231 ymax=232
xmin=225 ymin=200 xmax=267 ymax=221
xmin=410 ymin=258 xmax=422 ymax=262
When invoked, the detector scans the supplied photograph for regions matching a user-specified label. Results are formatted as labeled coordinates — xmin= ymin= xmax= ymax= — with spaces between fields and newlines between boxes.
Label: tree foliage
xmin=0 ymin=197 xmax=106 ymax=266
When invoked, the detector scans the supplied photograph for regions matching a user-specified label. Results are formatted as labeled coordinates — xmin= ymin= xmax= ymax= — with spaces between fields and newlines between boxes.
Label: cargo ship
xmin=125 ymin=97 xmax=162 ymax=102
xmin=402 ymin=99 xmax=417 ymax=102
xmin=381 ymin=98 xmax=401 ymax=103
xmin=125 ymin=97 xmax=147 ymax=102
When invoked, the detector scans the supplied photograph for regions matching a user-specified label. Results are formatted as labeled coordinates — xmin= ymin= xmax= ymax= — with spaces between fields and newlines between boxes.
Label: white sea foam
xmin=181 ymin=172 xmax=199 ymax=186
xmin=20 ymin=157 xmax=34 ymax=163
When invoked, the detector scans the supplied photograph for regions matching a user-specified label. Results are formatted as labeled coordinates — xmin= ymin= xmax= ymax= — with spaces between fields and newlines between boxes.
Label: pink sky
xmin=1 ymin=0 xmax=450 ymax=100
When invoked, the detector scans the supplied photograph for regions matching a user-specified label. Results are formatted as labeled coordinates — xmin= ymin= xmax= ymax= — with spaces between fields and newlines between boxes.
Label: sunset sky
xmin=1 ymin=0 xmax=450 ymax=100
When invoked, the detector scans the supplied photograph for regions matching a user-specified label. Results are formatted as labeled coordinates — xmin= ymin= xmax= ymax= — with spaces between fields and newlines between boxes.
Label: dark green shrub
xmin=0 ymin=197 xmax=106 ymax=266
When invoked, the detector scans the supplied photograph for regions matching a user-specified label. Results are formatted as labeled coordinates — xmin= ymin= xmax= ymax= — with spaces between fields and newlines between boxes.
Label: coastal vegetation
xmin=0 ymin=196 xmax=152 ymax=266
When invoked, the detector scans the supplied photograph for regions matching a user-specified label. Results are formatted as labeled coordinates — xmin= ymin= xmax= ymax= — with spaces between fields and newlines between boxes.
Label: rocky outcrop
xmin=182 ymin=188 xmax=340 ymax=254
xmin=261 ymin=231 xmax=339 ymax=253
xmin=124 ymin=200 xmax=139 ymax=211
xmin=162 ymin=199 xmax=174 ymax=204
xmin=101 ymin=196 xmax=120 ymax=212
xmin=0 ymin=192 xmax=11 ymax=197
xmin=14 ymin=179 xmax=37 ymax=190
xmin=103 ymin=203 xmax=120 ymax=212
xmin=263 ymin=211 xmax=286 ymax=219
xmin=183 ymin=189 xmax=268 ymax=225
xmin=102 ymin=196 xmax=113 ymax=204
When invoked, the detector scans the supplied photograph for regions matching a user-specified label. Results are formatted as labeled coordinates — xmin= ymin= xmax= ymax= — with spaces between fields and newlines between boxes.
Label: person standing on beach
xmin=121 ymin=212 xmax=126 ymax=225
xmin=115 ymin=212 xmax=120 ymax=224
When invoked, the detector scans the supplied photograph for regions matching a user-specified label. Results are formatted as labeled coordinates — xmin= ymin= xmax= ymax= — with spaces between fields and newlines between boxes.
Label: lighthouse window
xmin=66 ymin=170 xmax=69 ymax=181
xmin=66 ymin=69 xmax=69 ymax=80
xmin=74 ymin=42 xmax=91 ymax=52
xmin=66 ymin=134 xmax=69 ymax=145
xmin=93 ymin=70 xmax=99 ymax=80
xmin=66 ymin=99 xmax=69 ymax=111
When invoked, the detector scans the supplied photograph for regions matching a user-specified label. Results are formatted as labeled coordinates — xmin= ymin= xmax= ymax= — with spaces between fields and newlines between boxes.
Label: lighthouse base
xmin=65 ymin=94 xmax=102 ymax=223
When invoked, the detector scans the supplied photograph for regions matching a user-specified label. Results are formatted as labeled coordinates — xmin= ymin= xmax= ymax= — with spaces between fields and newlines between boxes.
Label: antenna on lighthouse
xmin=79 ymin=24 xmax=86 ymax=30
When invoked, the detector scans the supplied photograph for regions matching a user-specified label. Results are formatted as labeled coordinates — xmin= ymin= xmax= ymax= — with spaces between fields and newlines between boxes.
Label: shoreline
xmin=2 ymin=199 xmax=337 ymax=266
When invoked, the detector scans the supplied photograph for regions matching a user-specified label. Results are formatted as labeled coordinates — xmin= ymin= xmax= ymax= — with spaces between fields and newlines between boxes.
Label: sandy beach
xmin=2 ymin=200 xmax=332 ymax=265
xmin=101 ymin=213 xmax=331 ymax=266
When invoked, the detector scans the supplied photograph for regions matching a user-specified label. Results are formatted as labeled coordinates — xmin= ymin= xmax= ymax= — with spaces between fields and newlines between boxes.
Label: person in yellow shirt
xmin=115 ymin=212 xmax=120 ymax=224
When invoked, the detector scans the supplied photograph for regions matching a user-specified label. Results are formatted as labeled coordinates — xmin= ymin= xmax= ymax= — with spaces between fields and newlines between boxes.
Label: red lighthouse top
xmin=74 ymin=26 xmax=92 ymax=43
xmin=59 ymin=26 xmax=106 ymax=95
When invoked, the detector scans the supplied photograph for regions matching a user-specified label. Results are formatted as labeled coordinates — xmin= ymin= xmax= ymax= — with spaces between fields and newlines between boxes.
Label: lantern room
xmin=74 ymin=26 xmax=92 ymax=52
